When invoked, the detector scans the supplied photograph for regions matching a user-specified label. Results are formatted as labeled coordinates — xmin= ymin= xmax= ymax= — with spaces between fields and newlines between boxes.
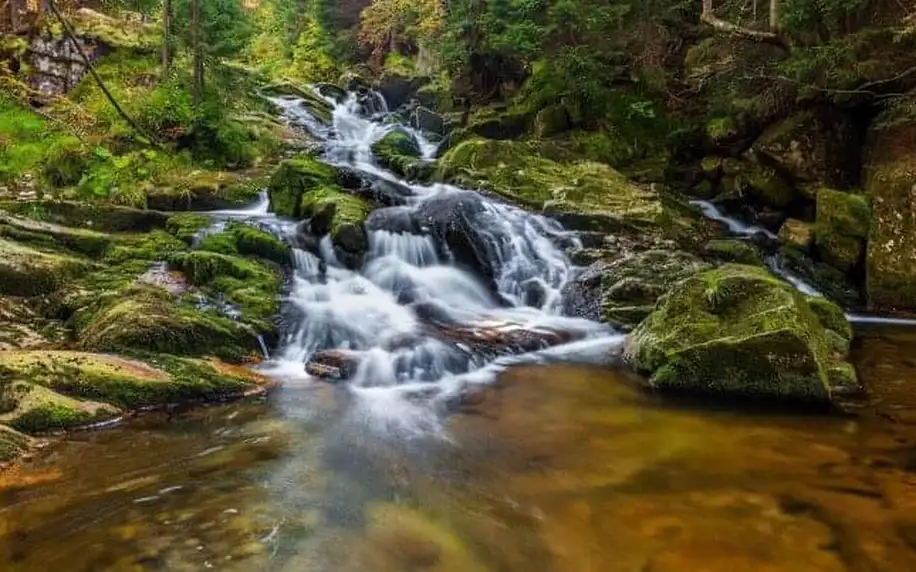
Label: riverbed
xmin=3 ymin=325 xmax=916 ymax=571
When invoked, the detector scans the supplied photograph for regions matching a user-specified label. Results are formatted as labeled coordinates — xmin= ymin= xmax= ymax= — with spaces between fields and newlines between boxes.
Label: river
xmin=3 ymin=88 xmax=916 ymax=571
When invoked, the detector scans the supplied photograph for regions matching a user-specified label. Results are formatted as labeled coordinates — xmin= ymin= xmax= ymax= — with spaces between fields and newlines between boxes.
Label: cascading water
xmin=690 ymin=200 xmax=916 ymax=327
xmin=258 ymin=90 xmax=621 ymax=411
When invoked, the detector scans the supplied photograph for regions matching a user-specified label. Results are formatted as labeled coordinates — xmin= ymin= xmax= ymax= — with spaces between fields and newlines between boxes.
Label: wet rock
xmin=752 ymin=108 xmax=861 ymax=189
xmin=299 ymin=188 xmax=371 ymax=269
xmin=376 ymin=73 xmax=430 ymax=109
xmin=814 ymin=188 xmax=870 ymax=273
xmin=306 ymin=350 xmax=362 ymax=381
xmin=429 ymin=321 xmax=572 ymax=355
xmin=365 ymin=207 xmax=424 ymax=234
xmin=410 ymin=106 xmax=447 ymax=135
xmin=315 ymin=82 xmax=347 ymax=103
xmin=261 ymin=82 xmax=335 ymax=124
xmin=413 ymin=191 xmax=500 ymax=285
xmin=563 ymin=250 xmax=709 ymax=329
xmin=779 ymin=218 xmax=814 ymax=251
xmin=371 ymin=129 xmax=423 ymax=178
xmin=625 ymin=264 xmax=856 ymax=402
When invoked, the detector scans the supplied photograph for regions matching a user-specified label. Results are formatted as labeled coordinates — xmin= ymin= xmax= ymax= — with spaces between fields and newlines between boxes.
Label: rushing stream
xmin=7 ymin=88 xmax=916 ymax=571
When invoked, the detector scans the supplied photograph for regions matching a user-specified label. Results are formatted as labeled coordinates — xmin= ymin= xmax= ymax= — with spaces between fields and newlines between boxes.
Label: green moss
xmin=815 ymin=188 xmax=870 ymax=272
xmin=103 ymin=230 xmax=186 ymax=265
xmin=77 ymin=285 xmax=260 ymax=362
xmin=0 ymin=425 xmax=31 ymax=463
xmin=745 ymin=164 xmax=796 ymax=209
xmin=624 ymin=264 xmax=855 ymax=402
xmin=0 ymin=215 xmax=112 ymax=259
xmin=437 ymin=138 xmax=662 ymax=230
xmin=300 ymin=187 xmax=371 ymax=236
xmin=707 ymin=117 xmax=739 ymax=142
xmin=703 ymin=239 xmax=763 ymax=265
xmin=69 ymin=8 xmax=160 ymax=51
xmin=371 ymin=130 xmax=424 ymax=178
xmin=166 ymin=213 xmax=212 ymax=244
xmin=0 ymin=200 xmax=170 ymax=232
xmin=9 ymin=402 xmax=98 ymax=434
xmin=230 ymin=223 xmax=290 ymax=265
xmin=268 ymin=157 xmax=340 ymax=218
xmin=0 ymin=239 xmax=89 ymax=297
xmin=807 ymin=296 xmax=853 ymax=342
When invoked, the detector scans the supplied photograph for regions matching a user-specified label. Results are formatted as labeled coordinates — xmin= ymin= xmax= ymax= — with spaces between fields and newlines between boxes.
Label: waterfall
xmin=250 ymin=88 xmax=618 ymax=399
xmin=690 ymin=200 xmax=916 ymax=327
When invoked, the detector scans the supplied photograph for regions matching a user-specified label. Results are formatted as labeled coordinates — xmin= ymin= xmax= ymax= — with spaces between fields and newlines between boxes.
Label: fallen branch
xmin=701 ymin=0 xmax=787 ymax=47
xmin=45 ymin=0 xmax=161 ymax=148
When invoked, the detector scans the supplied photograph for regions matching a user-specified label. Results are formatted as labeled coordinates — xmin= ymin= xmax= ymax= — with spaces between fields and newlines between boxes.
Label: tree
xmin=191 ymin=0 xmax=202 ymax=106
xmin=162 ymin=0 xmax=172 ymax=71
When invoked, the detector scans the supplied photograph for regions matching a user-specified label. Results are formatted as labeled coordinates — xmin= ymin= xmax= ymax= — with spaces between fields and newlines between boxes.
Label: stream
xmin=5 ymin=89 xmax=916 ymax=571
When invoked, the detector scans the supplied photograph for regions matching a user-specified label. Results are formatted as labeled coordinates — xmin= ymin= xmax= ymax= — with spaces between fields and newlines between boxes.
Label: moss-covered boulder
xmin=267 ymin=157 xmax=342 ymax=218
xmin=300 ymin=188 xmax=371 ymax=268
xmin=624 ymin=264 xmax=856 ymax=402
xmin=147 ymin=172 xmax=263 ymax=211
xmin=371 ymin=129 xmax=426 ymax=178
xmin=0 ymin=200 xmax=169 ymax=231
xmin=864 ymin=108 xmax=916 ymax=312
xmin=0 ymin=239 xmax=88 ymax=297
xmin=77 ymin=286 xmax=262 ymax=362
xmin=0 ymin=213 xmax=111 ymax=258
xmin=437 ymin=138 xmax=662 ymax=231
xmin=752 ymin=108 xmax=860 ymax=189
xmin=166 ymin=213 xmax=212 ymax=244
xmin=778 ymin=218 xmax=814 ymax=251
xmin=703 ymin=239 xmax=763 ymax=265
xmin=0 ymin=351 xmax=270 ymax=433
xmin=814 ymin=188 xmax=870 ymax=272
xmin=69 ymin=8 xmax=160 ymax=50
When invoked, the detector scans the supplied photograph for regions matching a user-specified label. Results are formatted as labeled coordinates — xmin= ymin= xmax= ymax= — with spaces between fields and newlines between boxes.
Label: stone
xmin=0 ymin=200 xmax=169 ymax=232
xmin=533 ymin=105 xmax=571 ymax=138
xmin=752 ymin=108 xmax=860 ymax=188
xmin=147 ymin=172 xmax=262 ymax=211
xmin=437 ymin=138 xmax=662 ymax=232
xmin=261 ymin=82 xmax=335 ymax=124
xmin=376 ymin=73 xmax=429 ymax=109
xmin=0 ymin=239 xmax=88 ymax=297
xmin=814 ymin=188 xmax=870 ymax=273
xmin=409 ymin=107 xmax=447 ymax=135
xmin=778 ymin=219 xmax=814 ymax=251
xmin=267 ymin=158 xmax=343 ymax=218
xmin=703 ymin=239 xmax=763 ymax=265
xmin=0 ymin=425 xmax=32 ymax=464
xmin=864 ymin=110 xmax=916 ymax=312
xmin=624 ymin=264 xmax=856 ymax=402
xmin=371 ymin=129 xmax=424 ymax=178
xmin=299 ymin=188 xmax=372 ymax=269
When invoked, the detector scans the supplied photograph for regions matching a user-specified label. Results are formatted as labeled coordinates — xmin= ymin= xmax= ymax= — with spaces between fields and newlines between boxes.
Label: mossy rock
xmin=166 ymin=213 xmax=212 ymax=244
xmin=752 ymin=109 xmax=860 ymax=188
xmin=727 ymin=163 xmax=797 ymax=209
xmin=167 ymin=250 xmax=283 ymax=324
xmin=0 ymin=200 xmax=169 ymax=232
xmin=814 ymin=188 xmax=870 ymax=273
xmin=778 ymin=218 xmax=814 ymax=251
xmin=267 ymin=157 xmax=342 ymax=218
xmin=77 ymin=286 xmax=262 ymax=362
xmin=69 ymin=8 xmax=160 ymax=51
xmin=371 ymin=129 xmax=424 ymax=178
xmin=0 ymin=213 xmax=111 ymax=258
xmin=0 ymin=239 xmax=89 ymax=297
xmin=465 ymin=107 xmax=534 ymax=140
xmin=0 ymin=425 xmax=32 ymax=463
xmin=703 ymin=239 xmax=763 ymax=265
xmin=300 ymin=187 xmax=371 ymax=268
xmin=147 ymin=172 xmax=263 ymax=211
xmin=437 ymin=138 xmax=662 ymax=231
xmin=0 ymin=351 xmax=269 ymax=427
xmin=0 ymin=296 xmax=66 ymax=350
xmin=624 ymin=264 xmax=855 ymax=402
xmin=533 ymin=105 xmax=571 ymax=138
xmin=195 ymin=222 xmax=290 ymax=266
xmin=864 ymin=118 xmax=916 ymax=311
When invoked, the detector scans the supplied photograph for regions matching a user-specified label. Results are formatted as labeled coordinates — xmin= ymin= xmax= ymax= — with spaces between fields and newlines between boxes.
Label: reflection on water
xmin=4 ymin=329 xmax=916 ymax=571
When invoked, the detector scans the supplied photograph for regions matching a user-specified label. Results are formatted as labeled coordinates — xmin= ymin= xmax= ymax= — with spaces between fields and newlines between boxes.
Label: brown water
xmin=3 ymin=327 xmax=916 ymax=571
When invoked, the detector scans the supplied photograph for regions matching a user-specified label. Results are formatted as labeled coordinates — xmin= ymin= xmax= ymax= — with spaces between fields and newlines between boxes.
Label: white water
xmin=258 ymin=89 xmax=618 ymax=409
xmin=691 ymin=200 xmax=916 ymax=327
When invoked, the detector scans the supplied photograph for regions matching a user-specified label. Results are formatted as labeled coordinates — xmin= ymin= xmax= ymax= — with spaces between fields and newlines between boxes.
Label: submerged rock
xmin=624 ymin=264 xmax=856 ymax=402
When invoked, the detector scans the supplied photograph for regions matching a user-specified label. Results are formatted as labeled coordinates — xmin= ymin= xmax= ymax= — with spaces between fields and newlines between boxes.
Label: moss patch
xmin=0 ymin=239 xmax=89 ymax=297
xmin=814 ymin=188 xmax=870 ymax=273
xmin=371 ymin=129 xmax=424 ymax=178
xmin=267 ymin=157 xmax=341 ymax=218
xmin=437 ymin=138 xmax=662 ymax=231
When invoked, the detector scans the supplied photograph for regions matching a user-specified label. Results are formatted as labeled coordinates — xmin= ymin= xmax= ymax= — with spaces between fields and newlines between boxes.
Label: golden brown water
xmin=3 ymin=327 xmax=916 ymax=571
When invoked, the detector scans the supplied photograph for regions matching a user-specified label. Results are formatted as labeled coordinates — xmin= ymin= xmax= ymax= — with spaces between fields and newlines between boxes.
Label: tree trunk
xmin=191 ymin=0 xmax=203 ymax=107
xmin=162 ymin=0 xmax=171 ymax=72
xmin=10 ymin=0 xmax=21 ymax=31
xmin=769 ymin=0 xmax=780 ymax=31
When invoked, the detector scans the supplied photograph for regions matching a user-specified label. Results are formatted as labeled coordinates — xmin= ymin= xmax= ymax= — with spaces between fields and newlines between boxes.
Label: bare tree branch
xmin=701 ymin=0 xmax=786 ymax=46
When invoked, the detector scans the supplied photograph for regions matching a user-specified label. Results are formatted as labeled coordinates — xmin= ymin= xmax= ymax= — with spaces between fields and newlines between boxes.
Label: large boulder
xmin=437 ymin=138 xmax=662 ymax=232
xmin=300 ymin=187 xmax=372 ymax=268
xmin=864 ymin=106 xmax=916 ymax=312
xmin=375 ymin=73 xmax=429 ymax=109
xmin=370 ymin=129 xmax=425 ymax=178
xmin=814 ymin=188 xmax=870 ymax=273
xmin=625 ymin=264 xmax=856 ymax=402
xmin=146 ymin=172 xmax=263 ymax=211
xmin=267 ymin=157 xmax=344 ymax=218
xmin=752 ymin=108 xmax=860 ymax=189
